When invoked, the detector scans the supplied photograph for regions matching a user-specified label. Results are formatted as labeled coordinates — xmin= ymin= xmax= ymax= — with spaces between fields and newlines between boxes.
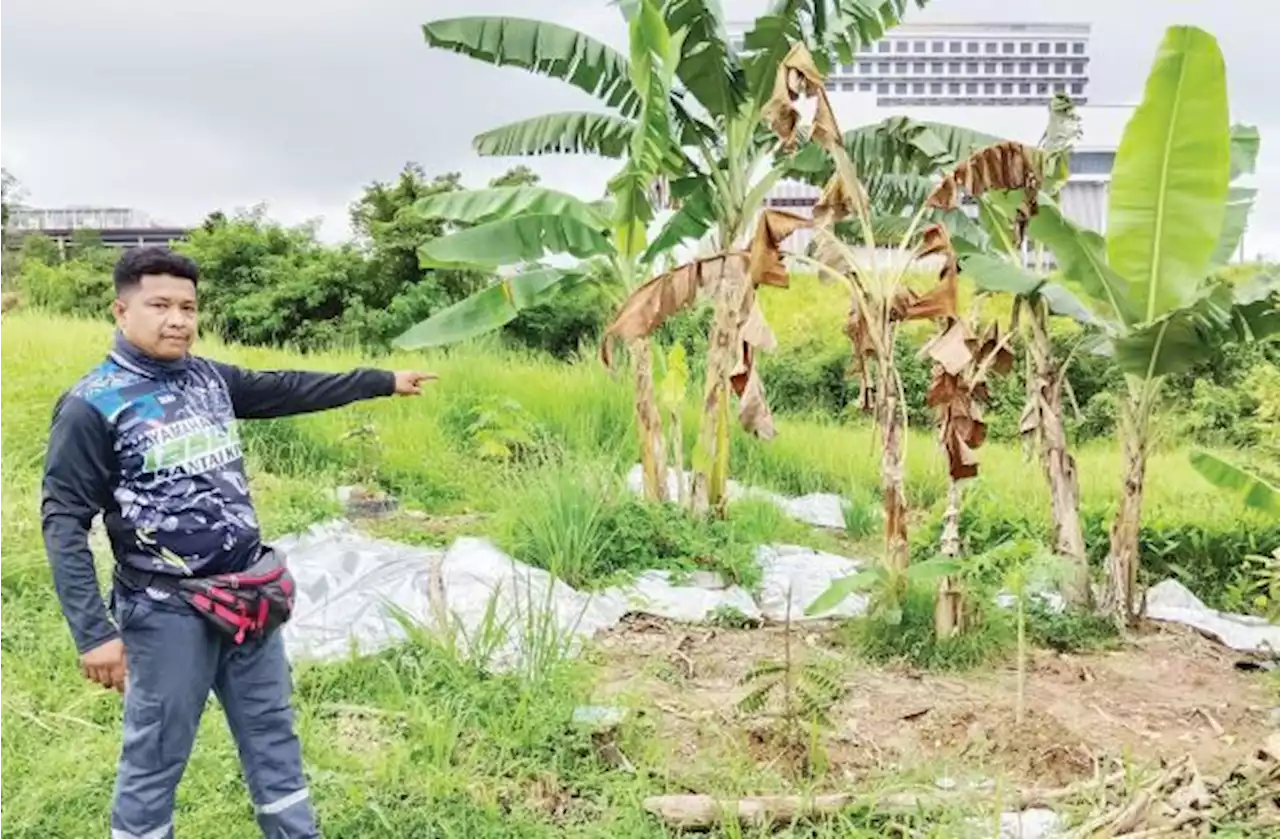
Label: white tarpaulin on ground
xmin=276 ymin=520 xmax=1280 ymax=671
xmin=276 ymin=520 xmax=869 ymax=668
xmin=1145 ymin=579 xmax=1280 ymax=654
xmin=624 ymin=464 xmax=848 ymax=530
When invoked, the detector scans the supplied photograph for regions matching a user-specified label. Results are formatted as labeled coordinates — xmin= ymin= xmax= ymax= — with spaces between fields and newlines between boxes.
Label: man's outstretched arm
xmin=41 ymin=396 xmax=121 ymax=665
xmin=208 ymin=361 xmax=434 ymax=419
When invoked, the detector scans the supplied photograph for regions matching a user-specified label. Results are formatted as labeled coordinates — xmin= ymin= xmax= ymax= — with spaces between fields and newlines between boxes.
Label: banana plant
xmin=393 ymin=0 xmax=691 ymax=502
xmin=413 ymin=0 xmax=936 ymax=516
xmin=1014 ymin=26 xmax=1279 ymax=625
xmin=953 ymin=95 xmax=1100 ymax=610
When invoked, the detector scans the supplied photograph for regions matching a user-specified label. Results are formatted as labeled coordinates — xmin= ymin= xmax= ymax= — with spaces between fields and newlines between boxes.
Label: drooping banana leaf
xmin=422 ymin=17 xmax=640 ymax=116
xmin=392 ymin=266 xmax=588 ymax=349
xmin=1189 ymin=449 xmax=1280 ymax=516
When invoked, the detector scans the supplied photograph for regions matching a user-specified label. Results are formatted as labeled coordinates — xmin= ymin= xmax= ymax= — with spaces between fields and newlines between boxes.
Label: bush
xmin=18 ymin=259 xmax=114 ymax=318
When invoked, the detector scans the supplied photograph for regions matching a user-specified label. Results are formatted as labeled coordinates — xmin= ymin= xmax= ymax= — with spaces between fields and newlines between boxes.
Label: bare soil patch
xmin=589 ymin=616 xmax=1275 ymax=790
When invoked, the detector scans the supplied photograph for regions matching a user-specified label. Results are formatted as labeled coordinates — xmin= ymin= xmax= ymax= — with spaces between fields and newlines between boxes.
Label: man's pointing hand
xmin=392 ymin=371 xmax=438 ymax=396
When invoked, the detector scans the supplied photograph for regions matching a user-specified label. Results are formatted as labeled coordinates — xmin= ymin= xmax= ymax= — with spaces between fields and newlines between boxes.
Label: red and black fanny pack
xmin=116 ymin=549 xmax=296 ymax=644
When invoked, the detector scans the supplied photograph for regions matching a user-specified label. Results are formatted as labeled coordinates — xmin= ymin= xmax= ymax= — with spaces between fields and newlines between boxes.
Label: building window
xmin=841 ymin=82 xmax=855 ymax=90
xmin=985 ymin=61 xmax=997 ymax=73
xmin=1001 ymin=82 xmax=1013 ymax=93
xmin=1072 ymin=42 xmax=1085 ymax=55
xmin=913 ymin=40 xmax=926 ymax=53
xmin=1037 ymin=82 xmax=1049 ymax=93
xmin=1055 ymin=42 xmax=1068 ymax=54
xmin=967 ymin=41 xmax=980 ymax=53
xmin=913 ymin=82 xmax=925 ymax=93
xmin=984 ymin=82 xmax=996 ymax=93
xmin=841 ymin=63 xmax=854 ymax=74
xmin=949 ymin=41 xmax=962 ymax=53
xmin=878 ymin=42 xmax=890 ymax=53
xmin=895 ymin=40 xmax=908 ymax=53
xmin=1053 ymin=81 xmax=1065 ymax=92
xmin=931 ymin=82 xmax=943 ymax=93
xmin=1002 ymin=42 xmax=1015 ymax=54
xmin=824 ymin=81 xmax=835 ymax=91
xmin=1037 ymin=63 xmax=1050 ymax=75
xmin=1018 ymin=61 xmax=1030 ymax=73
xmin=966 ymin=62 xmax=979 ymax=73
xmin=878 ymin=61 xmax=890 ymax=73
xmin=913 ymin=61 xmax=926 ymax=73
xmin=1038 ymin=42 xmax=1050 ymax=54
xmin=949 ymin=82 xmax=961 ymax=93
xmin=965 ymin=82 xmax=978 ymax=93
xmin=932 ymin=62 xmax=944 ymax=73
xmin=1071 ymin=82 xmax=1084 ymax=94
xmin=1055 ymin=61 xmax=1067 ymax=73
xmin=932 ymin=40 xmax=945 ymax=53
xmin=895 ymin=82 xmax=908 ymax=93
xmin=985 ymin=42 xmax=998 ymax=54
xmin=949 ymin=61 xmax=961 ymax=73
xmin=1021 ymin=42 xmax=1032 ymax=54
xmin=859 ymin=81 xmax=873 ymax=91
xmin=859 ymin=61 xmax=872 ymax=73
xmin=895 ymin=62 xmax=908 ymax=74
xmin=877 ymin=81 xmax=890 ymax=93
xmin=1020 ymin=82 xmax=1031 ymax=93
xmin=1071 ymin=61 xmax=1084 ymax=74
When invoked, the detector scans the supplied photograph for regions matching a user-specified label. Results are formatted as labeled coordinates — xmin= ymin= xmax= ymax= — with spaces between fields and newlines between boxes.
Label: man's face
xmin=112 ymin=274 xmax=198 ymax=361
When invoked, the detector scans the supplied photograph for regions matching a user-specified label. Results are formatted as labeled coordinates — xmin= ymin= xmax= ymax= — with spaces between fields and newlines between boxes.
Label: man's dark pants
xmin=109 ymin=589 xmax=319 ymax=838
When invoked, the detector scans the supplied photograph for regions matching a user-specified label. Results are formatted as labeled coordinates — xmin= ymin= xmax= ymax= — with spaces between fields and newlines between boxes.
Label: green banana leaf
xmin=422 ymin=17 xmax=640 ymax=116
xmin=1027 ymin=200 xmax=1138 ymax=327
xmin=473 ymin=112 xmax=637 ymax=159
xmin=1189 ymin=449 xmax=1280 ymax=516
xmin=1106 ymin=25 xmax=1231 ymax=322
xmin=418 ymin=215 xmax=612 ymax=270
xmin=414 ymin=186 xmax=610 ymax=229
xmin=392 ymin=267 xmax=585 ymax=349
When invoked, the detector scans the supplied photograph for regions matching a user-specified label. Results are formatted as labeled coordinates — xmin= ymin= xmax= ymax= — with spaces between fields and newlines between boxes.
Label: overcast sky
xmin=3 ymin=0 xmax=1275 ymax=258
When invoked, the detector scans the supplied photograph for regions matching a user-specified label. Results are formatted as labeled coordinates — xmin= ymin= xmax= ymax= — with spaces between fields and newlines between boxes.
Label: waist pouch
xmin=116 ymin=549 xmax=296 ymax=644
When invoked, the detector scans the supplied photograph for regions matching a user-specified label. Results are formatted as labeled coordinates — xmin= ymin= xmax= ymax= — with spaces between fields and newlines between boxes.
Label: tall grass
xmin=1 ymin=310 xmax=1274 ymax=835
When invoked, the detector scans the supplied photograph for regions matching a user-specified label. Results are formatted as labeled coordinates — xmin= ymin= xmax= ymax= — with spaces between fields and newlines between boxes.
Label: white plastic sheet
xmin=1145 ymin=579 xmax=1280 ymax=654
xmin=623 ymin=465 xmax=848 ymax=530
xmin=277 ymin=520 xmax=1280 ymax=672
xmin=277 ymin=521 xmax=869 ymax=668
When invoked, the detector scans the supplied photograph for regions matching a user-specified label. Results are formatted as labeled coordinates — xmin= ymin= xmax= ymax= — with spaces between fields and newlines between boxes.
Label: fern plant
xmin=737 ymin=588 xmax=845 ymax=738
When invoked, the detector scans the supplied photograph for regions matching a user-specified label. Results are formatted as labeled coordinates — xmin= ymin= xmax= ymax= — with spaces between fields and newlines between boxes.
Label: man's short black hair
xmin=113 ymin=246 xmax=200 ymax=295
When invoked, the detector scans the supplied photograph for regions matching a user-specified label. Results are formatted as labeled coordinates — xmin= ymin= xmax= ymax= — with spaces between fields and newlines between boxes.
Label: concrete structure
xmin=728 ymin=22 xmax=1092 ymax=108
xmin=6 ymin=205 xmax=190 ymax=252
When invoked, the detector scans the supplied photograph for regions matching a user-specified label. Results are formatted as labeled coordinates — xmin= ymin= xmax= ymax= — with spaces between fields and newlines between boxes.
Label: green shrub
xmin=18 ymin=259 xmax=114 ymax=318
xmin=834 ymin=580 xmax=1013 ymax=671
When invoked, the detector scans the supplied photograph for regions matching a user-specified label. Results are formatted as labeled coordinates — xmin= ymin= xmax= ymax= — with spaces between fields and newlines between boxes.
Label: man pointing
xmin=41 ymin=246 xmax=432 ymax=838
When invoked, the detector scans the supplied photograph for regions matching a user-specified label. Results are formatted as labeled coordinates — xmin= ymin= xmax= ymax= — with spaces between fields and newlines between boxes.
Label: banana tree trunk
xmin=1100 ymin=395 xmax=1148 ymax=627
xmin=877 ymin=359 xmax=910 ymax=573
xmin=631 ymin=339 xmax=669 ymax=503
xmin=1027 ymin=304 xmax=1091 ymax=608
xmin=934 ymin=478 xmax=964 ymax=638
xmin=691 ymin=259 xmax=749 ymax=517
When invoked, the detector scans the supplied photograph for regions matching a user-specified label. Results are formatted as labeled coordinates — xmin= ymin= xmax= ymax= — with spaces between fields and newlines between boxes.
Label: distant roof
xmin=825 ymin=94 xmax=1135 ymax=151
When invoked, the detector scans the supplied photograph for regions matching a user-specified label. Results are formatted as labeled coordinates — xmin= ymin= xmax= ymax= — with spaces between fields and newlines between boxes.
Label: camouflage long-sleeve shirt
xmin=41 ymin=332 xmax=395 ymax=653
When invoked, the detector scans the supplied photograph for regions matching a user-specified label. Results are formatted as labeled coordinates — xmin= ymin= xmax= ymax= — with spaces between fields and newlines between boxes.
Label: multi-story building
xmin=728 ymin=22 xmax=1091 ymax=107
xmin=721 ymin=21 xmax=1119 ymax=253
xmin=8 ymin=205 xmax=154 ymax=231
xmin=5 ymin=206 xmax=189 ymax=251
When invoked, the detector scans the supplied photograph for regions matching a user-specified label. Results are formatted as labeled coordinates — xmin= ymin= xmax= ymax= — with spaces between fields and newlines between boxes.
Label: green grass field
xmin=1 ymin=311 xmax=1275 ymax=837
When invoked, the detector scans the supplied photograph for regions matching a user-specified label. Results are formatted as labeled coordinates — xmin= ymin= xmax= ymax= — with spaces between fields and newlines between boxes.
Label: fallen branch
xmin=641 ymin=790 xmax=963 ymax=829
